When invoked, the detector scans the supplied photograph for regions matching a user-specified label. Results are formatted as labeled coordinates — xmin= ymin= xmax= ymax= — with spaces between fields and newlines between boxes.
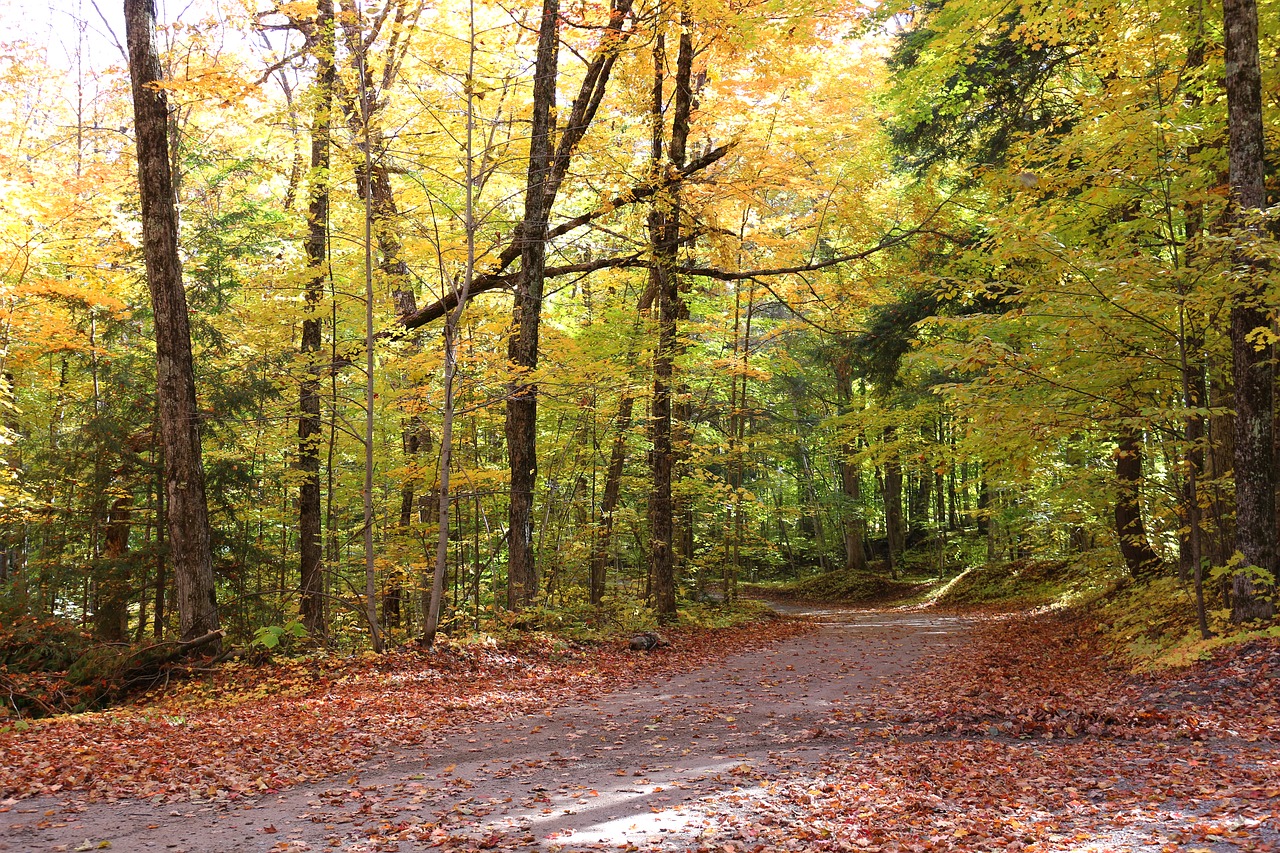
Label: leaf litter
xmin=681 ymin=611 xmax=1279 ymax=853
xmin=1 ymin=607 xmax=1277 ymax=853
xmin=0 ymin=618 xmax=807 ymax=804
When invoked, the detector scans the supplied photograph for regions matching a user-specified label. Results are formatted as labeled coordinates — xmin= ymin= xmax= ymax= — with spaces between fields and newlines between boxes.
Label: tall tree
xmin=422 ymin=0 xmax=481 ymax=648
xmin=124 ymin=0 xmax=221 ymax=642
xmin=1113 ymin=427 xmax=1161 ymax=578
xmin=1224 ymin=0 xmax=1276 ymax=622
xmin=505 ymin=0 xmax=560 ymax=610
xmin=647 ymin=12 xmax=694 ymax=622
xmin=298 ymin=0 xmax=335 ymax=638
xmin=834 ymin=354 xmax=867 ymax=572
xmin=883 ymin=426 xmax=906 ymax=575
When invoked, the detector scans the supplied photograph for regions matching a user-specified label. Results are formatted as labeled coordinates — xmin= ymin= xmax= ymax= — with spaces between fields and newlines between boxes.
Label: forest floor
xmin=0 ymin=600 xmax=1277 ymax=853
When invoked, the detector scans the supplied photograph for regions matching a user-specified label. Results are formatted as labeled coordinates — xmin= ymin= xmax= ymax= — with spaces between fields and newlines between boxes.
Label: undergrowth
xmin=1092 ymin=575 xmax=1280 ymax=669
xmin=930 ymin=552 xmax=1126 ymax=608
xmin=0 ymin=590 xmax=772 ymax=721
xmin=929 ymin=552 xmax=1280 ymax=671
xmin=741 ymin=569 xmax=923 ymax=604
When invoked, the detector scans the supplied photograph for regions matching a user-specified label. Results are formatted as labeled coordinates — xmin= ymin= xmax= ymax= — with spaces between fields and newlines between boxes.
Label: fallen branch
xmin=65 ymin=629 xmax=228 ymax=713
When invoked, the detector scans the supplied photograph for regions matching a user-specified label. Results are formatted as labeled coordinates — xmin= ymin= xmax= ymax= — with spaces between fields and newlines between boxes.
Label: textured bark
xmin=152 ymin=473 xmax=166 ymax=639
xmin=1114 ymin=429 xmax=1162 ymax=578
xmin=592 ymin=393 xmax=633 ymax=605
xmin=1224 ymin=0 xmax=1277 ymax=621
xmin=125 ymin=0 xmax=220 ymax=643
xmin=883 ymin=427 xmax=905 ymax=575
xmin=299 ymin=0 xmax=334 ymax=637
xmin=834 ymin=356 xmax=865 ymax=568
xmin=647 ymin=20 xmax=694 ymax=623
xmin=505 ymin=0 xmax=560 ymax=611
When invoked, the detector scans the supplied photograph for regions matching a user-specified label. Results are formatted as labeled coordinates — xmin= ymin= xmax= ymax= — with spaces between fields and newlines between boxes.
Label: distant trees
xmin=879 ymin=0 xmax=1278 ymax=622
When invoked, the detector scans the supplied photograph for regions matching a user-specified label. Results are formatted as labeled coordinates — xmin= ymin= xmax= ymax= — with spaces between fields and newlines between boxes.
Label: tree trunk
xmin=592 ymin=393 xmax=632 ymax=605
xmin=883 ymin=426 xmax=905 ymax=575
xmin=152 ymin=462 xmax=166 ymax=639
xmin=298 ymin=0 xmax=334 ymax=638
xmin=94 ymin=495 xmax=133 ymax=642
xmin=1225 ymin=0 xmax=1277 ymax=621
xmin=505 ymin=0 xmax=559 ymax=611
xmin=1114 ymin=428 xmax=1162 ymax=578
xmin=125 ymin=0 xmax=220 ymax=643
xmin=647 ymin=17 xmax=694 ymax=623
xmin=834 ymin=356 xmax=865 ymax=568
xmin=1206 ymin=361 xmax=1235 ymax=569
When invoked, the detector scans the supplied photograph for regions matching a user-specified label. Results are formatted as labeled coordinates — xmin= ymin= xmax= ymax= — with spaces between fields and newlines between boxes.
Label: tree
xmin=1113 ymin=428 xmax=1162 ymax=578
xmin=646 ymin=9 xmax=694 ymax=623
xmin=422 ymin=0 xmax=483 ymax=646
xmin=1223 ymin=0 xmax=1276 ymax=622
xmin=505 ymin=0 xmax=560 ymax=611
xmin=124 ymin=0 xmax=221 ymax=642
xmin=298 ymin=0 xmax=336 ymax=638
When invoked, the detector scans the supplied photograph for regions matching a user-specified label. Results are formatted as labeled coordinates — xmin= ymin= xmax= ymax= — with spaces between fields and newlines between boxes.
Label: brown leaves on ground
xmin=693 ymin=612 xmax=1280 ymax=853
xmin=0 ymin=618 xmax=809 ymax=804
xmin=877 ymin=612 xmax=1279 ymax=744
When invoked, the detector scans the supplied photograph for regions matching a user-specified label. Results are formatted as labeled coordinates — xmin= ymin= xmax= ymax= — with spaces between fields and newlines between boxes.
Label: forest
xmin=0 ymin=0 xmax=1277 ymax=667
xmin=1 ymin=0 xmax=1280 ymax=849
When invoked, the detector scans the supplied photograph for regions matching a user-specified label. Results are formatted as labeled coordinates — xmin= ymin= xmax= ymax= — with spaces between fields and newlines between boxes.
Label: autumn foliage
xmin=0 ymin=616 xmax=808 ymax=803
xmin=692 ymin=614 xmax=1280 ymax=853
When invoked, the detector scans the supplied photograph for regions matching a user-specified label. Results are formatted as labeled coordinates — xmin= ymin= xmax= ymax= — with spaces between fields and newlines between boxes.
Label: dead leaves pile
xmin=0 ymin=618 xmax=808 ymax=804
xmin=693 ymin=613 xmax=1279 ymax=853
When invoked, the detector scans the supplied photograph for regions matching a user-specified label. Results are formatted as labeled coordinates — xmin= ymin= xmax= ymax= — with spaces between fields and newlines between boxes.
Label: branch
xmin=120 ymin=629 xmax=227 ymax=664
xmin=546 ymin=144 xmax=733 ymax=243
xmin=397 ymin=150 xmax=958 ymax=333
xmin=399 ymin=254 xmax=646 ymax=328
xmin=398 ymin=147 xmax=731 ymax=331
xmin=676 ymin=223 xmax=934 ymax=282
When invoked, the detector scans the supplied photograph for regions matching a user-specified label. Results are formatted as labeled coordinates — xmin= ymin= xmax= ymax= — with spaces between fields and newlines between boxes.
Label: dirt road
xmin=0 ymin=605 xmax=971 ymax=852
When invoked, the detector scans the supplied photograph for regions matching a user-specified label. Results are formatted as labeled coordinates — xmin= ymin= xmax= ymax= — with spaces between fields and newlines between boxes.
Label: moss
xmin=931 ymin=556 xmax=1126 ymax=608
xmin=742 ymin=570 xmax=921 ymax=604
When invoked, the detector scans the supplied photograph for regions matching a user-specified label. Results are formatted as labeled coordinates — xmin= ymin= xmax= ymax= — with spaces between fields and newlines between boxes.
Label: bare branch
xmin=398 ymin=147 xmax=731 ymax=331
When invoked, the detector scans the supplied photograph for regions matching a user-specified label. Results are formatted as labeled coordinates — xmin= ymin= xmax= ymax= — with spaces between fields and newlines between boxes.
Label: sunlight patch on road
xmin=476 ymin=758 xmax=756 ymax=848
xmin=554 ymin=781 xmax=774 ymax=849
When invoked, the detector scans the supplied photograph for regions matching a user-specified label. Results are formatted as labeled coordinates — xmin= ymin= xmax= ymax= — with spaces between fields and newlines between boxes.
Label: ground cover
xmin=691 ymin=610 xmax=1279 ymax=853
xmin=1 ymin=596 xmax=1276 ymax=853
xmin=0 ymin=615 xmax=807 ymax=804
